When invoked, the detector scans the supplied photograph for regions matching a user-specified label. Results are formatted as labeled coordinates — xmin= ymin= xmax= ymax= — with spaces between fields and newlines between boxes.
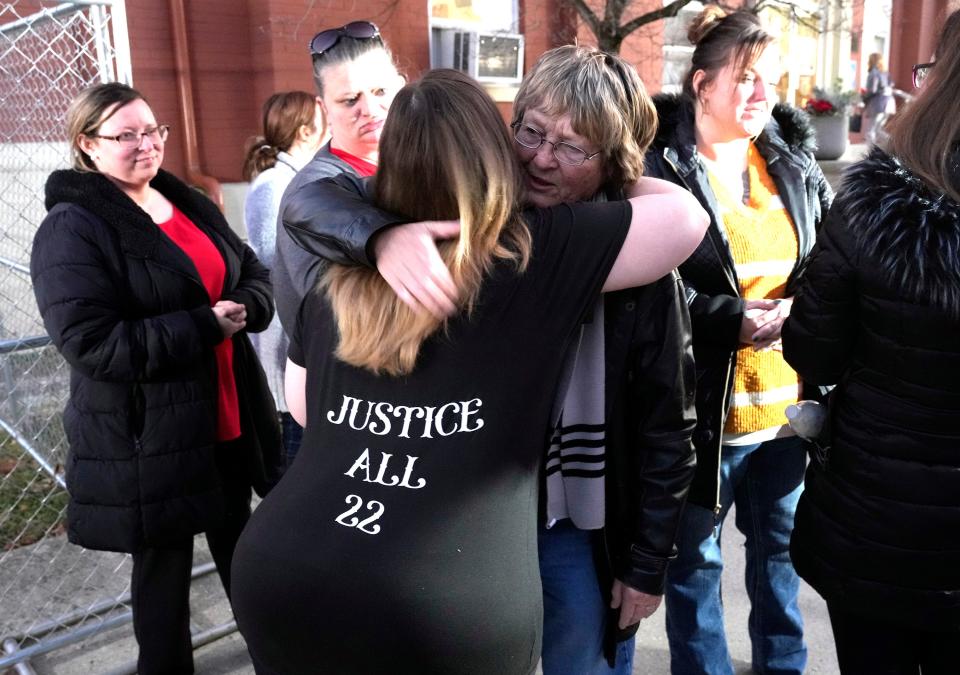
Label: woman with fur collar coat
xmin=643 ymin=8 xmax=832 ymax=674
xmin=782 ymin=10 xmax=960 ymax=673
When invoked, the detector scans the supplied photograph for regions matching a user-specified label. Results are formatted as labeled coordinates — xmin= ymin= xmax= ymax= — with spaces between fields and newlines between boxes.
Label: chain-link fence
xmin=0 ymin=2 xmax=148 ymax=671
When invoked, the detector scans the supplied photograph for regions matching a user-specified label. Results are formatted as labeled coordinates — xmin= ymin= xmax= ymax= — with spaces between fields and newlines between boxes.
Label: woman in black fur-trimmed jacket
xmin=782 ymin=10 xmax=960 ymax=673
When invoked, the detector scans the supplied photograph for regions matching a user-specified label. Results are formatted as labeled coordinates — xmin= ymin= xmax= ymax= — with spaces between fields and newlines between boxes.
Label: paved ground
xmin=2 ymin=145 xmax=869 ymax=675
xmin=11 ymin=511 xmax=840 ymax=675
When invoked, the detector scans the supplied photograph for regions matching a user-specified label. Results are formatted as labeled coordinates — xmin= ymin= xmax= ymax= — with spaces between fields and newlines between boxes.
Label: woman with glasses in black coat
xmin=31 ymin=82 xmax=281 ymax=674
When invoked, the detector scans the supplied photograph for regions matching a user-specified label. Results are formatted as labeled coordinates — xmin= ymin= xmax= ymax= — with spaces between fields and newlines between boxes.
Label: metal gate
xmin=0 ymin=3 xmax=223 ymax=673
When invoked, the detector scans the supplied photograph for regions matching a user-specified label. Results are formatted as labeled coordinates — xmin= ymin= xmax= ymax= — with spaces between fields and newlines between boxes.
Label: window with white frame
xmin=429 ymin=0 xmax=524 ymax=84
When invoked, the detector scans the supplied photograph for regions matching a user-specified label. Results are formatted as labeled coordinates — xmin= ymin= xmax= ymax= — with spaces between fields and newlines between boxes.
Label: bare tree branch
xmin=560 ymin=0 xmax=699 ymax=52
xmin=619 ymin=0 xmax=698 ymax=36
xmin=561 ymin=0 xmax=850 ymax=54
xmin=565 ymin=0 xmax=604 ymax=40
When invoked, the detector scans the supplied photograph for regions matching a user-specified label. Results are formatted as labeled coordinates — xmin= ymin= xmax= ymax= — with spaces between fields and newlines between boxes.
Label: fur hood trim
xmin=651 ymin=93 xmax=817 ymax=155
xmin=44 ymin=168 xmax=236 ymax=259
xmin=840 ymin=147 xmax=960 ymax=316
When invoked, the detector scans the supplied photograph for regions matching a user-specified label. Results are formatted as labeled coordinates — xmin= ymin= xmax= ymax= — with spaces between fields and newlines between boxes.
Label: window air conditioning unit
xmin=433 ymin=29 xmax=524 ymax=84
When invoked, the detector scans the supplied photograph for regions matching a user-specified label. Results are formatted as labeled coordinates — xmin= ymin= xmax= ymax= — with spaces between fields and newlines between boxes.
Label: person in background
xmin=643 ymin=6 xmax=832 ymax=674
xmin=231 ymin=68 xmax=708 ymax=675
xmin=243 ymin=90 xmax=325 ymax=464
xmin=862 ymin=52 xmax=895 ymax=145
xmin=782 ymin=9 xmax=960 ymax=674
xmin=280 ymin=45 xmax=698 ymax=674
xmin=271 ymin=20 xmax=404 ymax=339
xmin=30 ymin=82 xmax=281 ymax=675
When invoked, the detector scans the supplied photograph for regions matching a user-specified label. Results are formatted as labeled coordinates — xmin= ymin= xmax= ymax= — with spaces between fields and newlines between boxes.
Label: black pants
xmin=828 ymin=603 xmax=960 ymax=675
xmin=130 ymin=444 xmax=252 ymax=675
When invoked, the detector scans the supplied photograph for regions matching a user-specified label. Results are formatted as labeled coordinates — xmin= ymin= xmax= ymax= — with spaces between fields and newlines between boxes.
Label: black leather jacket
xmin=280 ymin=175 xmax=697 ymax=648
xmin=644 ymin=94 xmax=833 ymax=511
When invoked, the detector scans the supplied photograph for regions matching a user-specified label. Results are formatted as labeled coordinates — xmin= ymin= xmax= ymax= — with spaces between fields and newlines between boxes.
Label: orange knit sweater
xmin=708 ymin=144 xmax=800 ymax=435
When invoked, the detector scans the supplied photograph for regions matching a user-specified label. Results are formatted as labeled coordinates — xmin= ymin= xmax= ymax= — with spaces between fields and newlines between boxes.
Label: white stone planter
xmin=810 ymin=113 xmax=849 ymax=160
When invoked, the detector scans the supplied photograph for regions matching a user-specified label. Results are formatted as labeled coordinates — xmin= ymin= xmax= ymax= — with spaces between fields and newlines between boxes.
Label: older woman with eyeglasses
xmin=782 ymin=9 xmax=960 ymax=673
xmin=30 ymin=82 xmax=282 ymax=674
xmin=278 ymin=45 xmax=699 ymax=675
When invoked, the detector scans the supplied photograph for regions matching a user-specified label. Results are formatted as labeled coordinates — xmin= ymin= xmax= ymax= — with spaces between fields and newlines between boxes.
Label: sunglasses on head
xmin=309 ymin=21 xmax=381 ymax=57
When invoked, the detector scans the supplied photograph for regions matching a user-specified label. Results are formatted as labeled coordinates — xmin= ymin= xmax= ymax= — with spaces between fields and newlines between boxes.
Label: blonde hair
xmin=65 ymin=82 xmax=145 ymax=172
xmin=511 ymin=45 xmax=657 ymax=189
xmin=888 ymin=8 xmax=960 ymax=204
xmin=868 ymin=52 xmax=886 ymax=72
xmin=323 ymin=69 xmax=531 ymax=376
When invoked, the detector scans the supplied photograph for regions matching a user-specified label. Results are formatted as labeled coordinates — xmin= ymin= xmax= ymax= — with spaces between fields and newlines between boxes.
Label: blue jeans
xmin=665 ymin=436 xmax=807 ymax=675
xmin=279 ymin=411 xmax=303 ymax=466
xmin=539 ymin=520 xmax=635 ymax=675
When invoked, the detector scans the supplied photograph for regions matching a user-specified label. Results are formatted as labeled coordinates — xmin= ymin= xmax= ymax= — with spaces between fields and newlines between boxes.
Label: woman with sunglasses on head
xmin=643 ymin=6 xmax=833 ymax=674
xmin=30 ymin=82 xmax=282 ymax=674
xmin=781 ymin=10 xmax=960 ymax=673
xmin=272 ymin=21 xmax=405 ymax=343
xmin=231 ymin=69 xmax=709 ymax=675
xmin=243 ymin=91 xmax=326 ymax=464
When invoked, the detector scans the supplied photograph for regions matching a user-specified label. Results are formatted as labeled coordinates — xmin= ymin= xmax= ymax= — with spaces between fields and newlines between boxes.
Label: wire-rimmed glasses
xmin=511 ymin=123 xmax=601 ymax=166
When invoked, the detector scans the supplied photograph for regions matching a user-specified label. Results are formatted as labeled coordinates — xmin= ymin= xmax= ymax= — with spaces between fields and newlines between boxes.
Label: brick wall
xmin=119 ymin=0 xmax=684 ymax=183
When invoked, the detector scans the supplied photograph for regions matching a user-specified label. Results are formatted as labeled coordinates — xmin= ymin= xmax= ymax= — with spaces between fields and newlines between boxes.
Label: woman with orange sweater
xmin=643 ymin=6 xmax=832 ymax=674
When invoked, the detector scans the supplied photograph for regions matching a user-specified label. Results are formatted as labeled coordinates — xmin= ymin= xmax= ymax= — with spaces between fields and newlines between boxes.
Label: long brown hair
xmin=323 ymin=69 xmax=531 ymax=376
xmin=887 ymin=8 xmax=960 ymax=203
xmin=683 ymin=5 xmax=774 ymax=104
xmin=242 ymin=91 xmax=319 ymax=181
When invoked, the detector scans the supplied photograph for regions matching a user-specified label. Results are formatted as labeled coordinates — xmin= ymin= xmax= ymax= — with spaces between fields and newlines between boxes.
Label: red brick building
xmin=28 ymin=0 xmax=951 ymax=190
xmin=124 ymin=0 xmax=700 ymax=187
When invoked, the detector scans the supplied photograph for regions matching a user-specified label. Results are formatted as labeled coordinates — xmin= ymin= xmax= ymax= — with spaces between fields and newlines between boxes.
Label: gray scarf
xmin=544 ymin=276 xmax=607 ymax=529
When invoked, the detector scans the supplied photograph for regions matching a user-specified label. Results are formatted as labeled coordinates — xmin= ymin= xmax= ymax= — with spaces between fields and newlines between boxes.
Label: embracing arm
xmin=285 ymin=358 xmax=307 ymax=427
xmin=30 ymin=208 xmax=226 ymax=382
xmin=282 ymin=173 xmax=403 ymax=267
xmin=602 ymin=177 xmax=709 ymax=292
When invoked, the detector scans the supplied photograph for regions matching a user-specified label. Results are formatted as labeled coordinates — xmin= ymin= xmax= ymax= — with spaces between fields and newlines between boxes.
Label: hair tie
xmin=259 ymin=144 xmax=273 ymax=151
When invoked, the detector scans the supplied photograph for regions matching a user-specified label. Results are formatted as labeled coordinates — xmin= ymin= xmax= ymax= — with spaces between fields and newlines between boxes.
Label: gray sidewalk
xmin=12 ymin=505 xmax=841 ymax=675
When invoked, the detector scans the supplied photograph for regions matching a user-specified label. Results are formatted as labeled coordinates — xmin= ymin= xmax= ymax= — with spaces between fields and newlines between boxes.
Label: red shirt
xmin=329 ymin=146 xmax=377 ymax=177
xmin=157 ymin=207 xmax=241 ymax=442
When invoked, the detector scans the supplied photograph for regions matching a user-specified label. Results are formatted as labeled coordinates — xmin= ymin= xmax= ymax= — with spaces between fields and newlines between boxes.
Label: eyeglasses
xmin=511 ymin=123 xmax=602 ymax=167
xmin=309 ymin=21 xmax=381 ymax=56
xmin=92 ymin=124 xmax=170 ymax=148
xmin=912 ymin=62 xmax=934 ymax=88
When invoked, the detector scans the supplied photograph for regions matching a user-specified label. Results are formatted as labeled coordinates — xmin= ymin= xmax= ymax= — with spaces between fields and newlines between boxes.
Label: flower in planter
xmin=804 ymin=85 xmax=858 ymax=117
xmin=806 ymin=98 xmax=838 ymax=116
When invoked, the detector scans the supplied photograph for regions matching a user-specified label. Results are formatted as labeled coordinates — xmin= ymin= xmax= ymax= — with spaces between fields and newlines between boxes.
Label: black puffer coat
xmin=644 ymin=94 xmax=833 ymax=510
xmin=31 ymin=169 xmax=283 ymax=553
xmin=782 ymin=147 xmax=960 ymax=630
